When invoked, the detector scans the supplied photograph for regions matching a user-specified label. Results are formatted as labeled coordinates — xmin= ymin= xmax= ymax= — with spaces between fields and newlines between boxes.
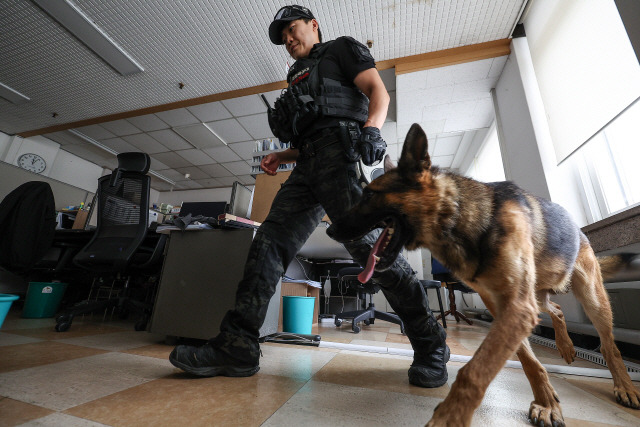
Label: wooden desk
xmin=149 ymin=228 xmax=280 ymax=340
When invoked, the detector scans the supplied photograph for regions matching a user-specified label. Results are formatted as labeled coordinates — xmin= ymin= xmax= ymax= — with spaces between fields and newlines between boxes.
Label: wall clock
xmin=17 ymin=152 xmax=47 ymax=174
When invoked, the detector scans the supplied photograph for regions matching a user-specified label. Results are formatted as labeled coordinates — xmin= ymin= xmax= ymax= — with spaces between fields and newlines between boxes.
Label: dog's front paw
xmin=614 ymin=384 xmax=640 ymax=409
xmin=528 ymin=401 xmax=564 ymax=427
xmin=556 ymin=341 xmax=576 ymax=364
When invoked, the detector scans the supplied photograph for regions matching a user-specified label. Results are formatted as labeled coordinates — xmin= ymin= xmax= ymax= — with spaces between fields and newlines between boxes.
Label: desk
xmin=149 ymin=228 xmax=280 ymax=340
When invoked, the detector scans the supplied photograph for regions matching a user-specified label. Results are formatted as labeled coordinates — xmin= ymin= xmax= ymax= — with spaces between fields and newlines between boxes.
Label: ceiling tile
xmin=155 ymin=109 xmax=199 ymax=127
xmin=151 ymin=151 xmax=192 ymax=168
xmin=44 ymin=131 xmax=87 ymax=146
xmin=194 ymin=177 xmax=224 ymax=188
xmin=237 ymin=113 xmax=273 ymax=140
xmin=148 ymin=129 xmax=193 ymax=150
xmin=173 ymin=123 xmax=225 ymax=149
xmin=175 ymin=148 xmax=215 ymax=166
xmin=216 ymin=176 xmax=239 ymax=186
xmin=206 ymin=118 xmax=252 ymax=144
xmin=221 ymin=160 xmax=251 ymax=176
xmin=122 ymin=133 xmax=169 ymax=154
xmin=154 ymin=168 xmax=187 ymax=182
xmin=202 ymin=145 xmax=241 ymax=163
xmin=74 ymin=124 xmax=116 ymax=140
xmin=126 ymin=114 xmax=170 ymax=132
xmin=100 ymin=119 xmax=142 ymax=136
xmin=450 ymin=79 xmax=494 ymax=103
xmin=221 ymin=94 xmax=267 ymax=116
xmin=175 ymin=166 xmax=209 ymax=180
xmin=432 ymin=155 xmax=454 ymax=168
xmin=433 ymin=134 xmax=463 ymax=156
xmin=100 ymin=137 xmax=140 ymax=153
xmin=176 ymin=180 xmax=204 ymax=189
xmin=236 ymin=174 xmax=256 ymax=186
xmin=198 ymin=163 xmax=233 ymax=177
xmin=228 ymin=140 xmax=257 ymax=161
xmin=149 ymin=157 xmax=169 ymax=171
xmin=187 ymin=101 xmax=232 ymax=122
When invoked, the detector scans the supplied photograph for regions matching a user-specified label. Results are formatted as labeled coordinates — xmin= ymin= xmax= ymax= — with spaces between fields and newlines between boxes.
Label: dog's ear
xmin=383 ymin=154 xmax=395 ymax=173
xmin=398 ymin=123 xmax=431 ymax=174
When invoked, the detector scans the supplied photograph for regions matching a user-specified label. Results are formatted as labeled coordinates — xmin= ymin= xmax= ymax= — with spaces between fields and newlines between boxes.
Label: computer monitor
xmin=179 ymin=201 xmax=227 ymax=218
xmin=227 ymin=181 xmax=253 ymax=219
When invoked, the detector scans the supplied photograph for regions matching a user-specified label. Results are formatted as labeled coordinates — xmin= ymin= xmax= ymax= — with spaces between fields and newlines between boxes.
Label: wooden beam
xmin=18 ymin=80 xmax=288 ymax=138
xmin=392 ymin=38 xmax=511 ymax=75
xmin=18 ymin=39 xmax=511 ymax=138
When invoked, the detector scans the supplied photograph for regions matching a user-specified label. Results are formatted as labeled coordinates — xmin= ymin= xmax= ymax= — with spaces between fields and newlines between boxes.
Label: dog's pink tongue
xmin=358 ymin=227 xmax=389 ymax=283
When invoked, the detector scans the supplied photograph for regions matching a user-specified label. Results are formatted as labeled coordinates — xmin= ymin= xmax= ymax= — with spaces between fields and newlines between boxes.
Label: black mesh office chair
xmin=334 ymin=266 xmax=405 ymax=333
xmin=55 ymin=152 xmax=166 ymax=332
xmin=431 ymin=257 xmax=475 ymax=325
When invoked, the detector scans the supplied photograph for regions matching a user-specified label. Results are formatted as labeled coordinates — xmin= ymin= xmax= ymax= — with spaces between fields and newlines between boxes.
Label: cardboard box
xmin=250 ymin=171 xmax=291 ymax=223
xmin=71 ymin=210 xmax=89 ymax=229
xmin=278 ymin=281 xmax=321 ymax=330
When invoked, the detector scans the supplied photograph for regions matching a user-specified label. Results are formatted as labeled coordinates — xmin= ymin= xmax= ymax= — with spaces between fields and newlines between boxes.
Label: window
xmin=573 ymin=97 xmax=640 ymax=222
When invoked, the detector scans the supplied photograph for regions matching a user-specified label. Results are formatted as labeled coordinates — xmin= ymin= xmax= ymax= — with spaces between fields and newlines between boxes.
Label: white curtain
xmin=523 ymin=0 xmax=640 ymax=163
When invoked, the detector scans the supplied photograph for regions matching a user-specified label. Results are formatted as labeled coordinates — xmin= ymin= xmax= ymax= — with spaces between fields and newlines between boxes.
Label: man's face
xmin=281 ymin=18 xmax=319 ymax=60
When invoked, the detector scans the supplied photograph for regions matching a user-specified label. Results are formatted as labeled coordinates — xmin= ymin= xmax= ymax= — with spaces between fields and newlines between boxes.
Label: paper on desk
xmin=282 ymin=275 xmax=322 ymax=288
xmin=156 ymin=223 xmax=213 ymax=232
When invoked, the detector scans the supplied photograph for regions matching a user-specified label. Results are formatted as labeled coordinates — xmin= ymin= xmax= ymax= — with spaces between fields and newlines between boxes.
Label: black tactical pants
xmin=214 ymin=129 xmax=444 ymax=363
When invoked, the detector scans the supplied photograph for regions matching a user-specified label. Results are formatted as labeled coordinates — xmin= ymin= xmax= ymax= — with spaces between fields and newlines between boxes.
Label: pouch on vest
xmin=338 ymin=121 xmax=361 ymax=162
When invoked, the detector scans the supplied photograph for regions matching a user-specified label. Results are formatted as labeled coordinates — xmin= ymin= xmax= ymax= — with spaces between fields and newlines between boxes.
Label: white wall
xmin=0 ymin=131 xmax=102 ymax=194
xmin=493 ymin=39 xmax=588 ymax=227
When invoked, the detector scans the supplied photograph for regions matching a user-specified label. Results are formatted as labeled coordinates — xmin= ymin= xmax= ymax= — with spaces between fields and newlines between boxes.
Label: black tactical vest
xmin=268 ymin=40 xmax=370 ymax=146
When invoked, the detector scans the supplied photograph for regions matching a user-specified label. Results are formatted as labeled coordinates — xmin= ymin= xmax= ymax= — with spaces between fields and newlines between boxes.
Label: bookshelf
xmin=251 ymin=138 xmax=295 ymax=175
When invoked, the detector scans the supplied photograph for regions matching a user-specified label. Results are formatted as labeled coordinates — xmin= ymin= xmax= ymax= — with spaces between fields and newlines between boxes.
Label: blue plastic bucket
xmin=282 ymin=296 xmax=315 ymax=334
xmin=0 ymin=294 xmax=20 ymax=329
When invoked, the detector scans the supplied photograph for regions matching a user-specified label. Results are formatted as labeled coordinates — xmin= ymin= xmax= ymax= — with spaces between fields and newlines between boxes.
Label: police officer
xmin=170 ymin=4 xmax=449 ymax=389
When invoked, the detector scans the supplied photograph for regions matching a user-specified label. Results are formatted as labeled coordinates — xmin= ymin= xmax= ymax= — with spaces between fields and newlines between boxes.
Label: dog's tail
xmin=598 ymin=253 xmax=640 ymax=282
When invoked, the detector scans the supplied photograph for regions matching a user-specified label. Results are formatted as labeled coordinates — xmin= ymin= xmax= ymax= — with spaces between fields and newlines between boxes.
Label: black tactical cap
xmin=268 ymin=5 xmax=315 ymax=45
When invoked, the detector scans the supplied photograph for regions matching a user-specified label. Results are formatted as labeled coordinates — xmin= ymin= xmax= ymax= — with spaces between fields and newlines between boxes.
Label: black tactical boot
xmin=169 ymin=335 xmax=260 ymax=377
xmin=407 ymin=325 xmax=450 ymax=388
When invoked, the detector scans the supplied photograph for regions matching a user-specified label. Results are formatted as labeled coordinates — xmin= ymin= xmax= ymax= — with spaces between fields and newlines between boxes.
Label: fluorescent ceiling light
xmin=0 ymin=81 xmax=30 ymax=104
xmin=34 ymin=0 xmax=144 ymax=76
xmin=69 ymin=130 xmax=175 ymax=185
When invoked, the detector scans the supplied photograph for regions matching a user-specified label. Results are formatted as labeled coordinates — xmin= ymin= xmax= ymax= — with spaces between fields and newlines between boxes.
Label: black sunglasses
xmin=274 ymin=5 xmax=314 ymax=20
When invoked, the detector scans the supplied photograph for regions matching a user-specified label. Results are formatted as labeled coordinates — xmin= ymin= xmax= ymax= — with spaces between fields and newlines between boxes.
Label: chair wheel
xmin=363 ymin=319 xmax=371 ymax=325
xmin=352 ymin=325 xmax=361 ymax=333
xmin=56 ymin=314 xmax=71 ymax=323
xmin=55 ymin=322 xmax=70 ymax=332
xmin=335 ymin=318 xmax=343 ymax=327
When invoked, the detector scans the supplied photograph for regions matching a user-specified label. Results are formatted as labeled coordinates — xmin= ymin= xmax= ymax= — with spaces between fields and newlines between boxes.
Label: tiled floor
xmin=1 ymin=308 xmax=639 ymax=427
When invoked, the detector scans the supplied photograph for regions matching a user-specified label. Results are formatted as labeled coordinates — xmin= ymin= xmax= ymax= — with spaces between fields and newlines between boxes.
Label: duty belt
xmin=297 ymin=127 xmax=340 ymax=160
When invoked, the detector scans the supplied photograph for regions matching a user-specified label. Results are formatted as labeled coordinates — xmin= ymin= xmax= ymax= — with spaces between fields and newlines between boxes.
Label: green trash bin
xmin=22 ymin=282 xmax=68 ymax=318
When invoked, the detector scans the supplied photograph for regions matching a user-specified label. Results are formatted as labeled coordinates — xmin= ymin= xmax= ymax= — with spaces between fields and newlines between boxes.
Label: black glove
xmin=358 ymin=126 xmax=386 ymax=166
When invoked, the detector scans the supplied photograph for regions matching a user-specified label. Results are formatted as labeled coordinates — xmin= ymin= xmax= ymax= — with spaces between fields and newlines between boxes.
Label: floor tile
xmin=0 ymin=397 xmax=54 ymax=426
xmin=64 ymin=373 xmax=305 ymax=427
xmin=121 ymin=343 xmax=173 ymax=359
xmin=262 ymin=380 xmax=439 ymax=427
xmin=0 ymin=332 xmax=42 ymax=347
xmin=563 ymin=376 xmax=640 ymax=420
xmin=312 ymin=352 xmax=451 ymax=399
xmin=17 ymin=412 xmax=111 ymax=427
xmin=0 ymin=352 xmax=172 ymax=411
xmin=0 ymin=341 xmax=107 ymax=373
xmin=5 ymin=324 xmax=127 ymax=340
xmin=55 ymin=330 xmax=166 ymax=351
xmin=259 ymin=342 xmax=337 ymax=381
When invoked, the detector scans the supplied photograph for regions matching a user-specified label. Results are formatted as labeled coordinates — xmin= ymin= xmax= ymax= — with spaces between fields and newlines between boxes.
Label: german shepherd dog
xmin=327 ymin=123 xmax=640 ymax=426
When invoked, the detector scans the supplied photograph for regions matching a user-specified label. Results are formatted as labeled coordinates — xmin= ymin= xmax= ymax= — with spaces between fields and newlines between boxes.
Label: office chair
xmin=420 ymin=279 xmax=447 ymax=328
xmin=55 ymin=152 xmax=167 ymax=332
xmin=334 ymin=266 xmax=405 ymax=334
xmin=431 ymin=257 xmax=474 ymax=325
xmin=0 ymin=181 xmax=57 ymax=276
